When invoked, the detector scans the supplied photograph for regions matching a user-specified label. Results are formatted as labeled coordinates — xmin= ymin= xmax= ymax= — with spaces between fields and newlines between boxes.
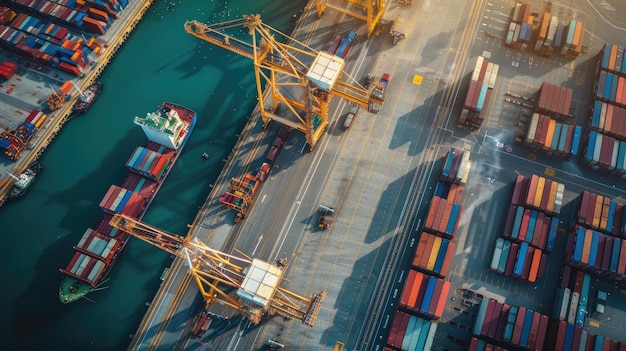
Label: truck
xmin=368 ymin=73 xmax=390 ymax=113
xmin=335 ymin=31 xmax=356 ymax=59
xmin=317 ymin=205 xmax=334 ymax=229
xmin=219 ymin=173 xmax=260 ymax=222
xmin=343 ymin=107 xmax=358 ymax=128
xmin=192 ymin=312 xmax=212 ymax=337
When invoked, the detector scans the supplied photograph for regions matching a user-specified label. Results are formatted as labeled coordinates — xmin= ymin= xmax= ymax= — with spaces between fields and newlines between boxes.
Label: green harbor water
xmin=0 ymin=0 xmax=306 ymax=349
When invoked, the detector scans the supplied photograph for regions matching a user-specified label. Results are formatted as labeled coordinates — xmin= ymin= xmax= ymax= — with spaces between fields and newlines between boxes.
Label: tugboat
xmin=71 ymin=81 xmax=102 ymax=115
xmin=8 ymin=161 xmax=42 ymax=199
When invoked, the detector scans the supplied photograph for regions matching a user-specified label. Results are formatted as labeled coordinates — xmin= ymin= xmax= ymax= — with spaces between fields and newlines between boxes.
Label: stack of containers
xmin=577 ymin=191 xmax=626 ymax=236
xmin=397 ymin=271 xmax=450 ymax=320
xmin=412 ymin=232 xmax=455 ymax=278
xmin=0 ymin=60 xmax=17 ymax=79
xmin=0 ymin=7 xmax=105 ymax=75
xmin=489 ymin=175 xmax=564 ymax=283
xmin=458 ymin=56 xmax=499 ymax=130
xmin=440 ymin=147 xmax=471 ymax=184
xmin=583 ymin=131 xmax=626 ymax=174
xmin=535 ymin=82 xmax=573 ymax=120
xmin=564 ymin=226 xmax=626 ymax=280
xmin=544 ymin=319 xmax=625 ymax=350
xmin=126 ymin=146 xmax=171 ymax=181
xmin=552 ymin=266 xmax=591 ymax=328
xmin=584 ymin=43 xmax=626 ymax=177
xmin=73 ymin=228 xmax=121 ymax=265
xmin=386 ymin=311 xmax=438 ymax=351
xmin=524 ymin=113 xmax=581 ymax=159
xmin=99 ymin=184 xmax=146 ymax=218
xmin=14 ymin=122 xmax=36 ymax=144
xmin=386 ymin=148 xmax=470 ymax=350
xmin=24 ymin=109 xmax=47 ymax=129
xmin=590 ymin=101 xmax=626 ymax=141
xmin=504 ymin=3 xmax=584 ymax=59
xmin=533 ymin=13 xmax=559 ymax=57
xmin=9 ymin=0 xmax=128 ymax=35
xmin=473 ymin=298 xmax=549 ymax=350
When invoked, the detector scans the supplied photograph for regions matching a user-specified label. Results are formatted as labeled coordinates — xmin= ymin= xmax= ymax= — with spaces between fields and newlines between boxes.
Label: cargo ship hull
xmin=59 ymin=102 xmax=196 ymax=303
xmin=71 ymin=81 xmax=103 ymax=116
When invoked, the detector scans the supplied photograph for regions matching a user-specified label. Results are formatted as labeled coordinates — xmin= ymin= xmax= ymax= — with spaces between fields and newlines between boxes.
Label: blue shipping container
xmin=546 ymin=217 xmax=558 ymax=253
xmin=571 ymin=126 xmax=582 ymax=156
xmin=420 ymin=276 xmax=437 ymax=313
xmin=512 ymin=206 xmax=524 ymax=239
xmin=519 ymin=309 xmax=534 ymax=347
xmin=526 ymin=210 xmax=537 ymax=243
xmin=514 ymin=242 xmax=529 ymax=277
xmin=473 ymin=298 xmax=489 ymax=335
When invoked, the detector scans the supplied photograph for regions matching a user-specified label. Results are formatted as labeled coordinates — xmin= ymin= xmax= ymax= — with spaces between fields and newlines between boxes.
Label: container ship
xmin=58 ymin=102 xmax=196 ymax=303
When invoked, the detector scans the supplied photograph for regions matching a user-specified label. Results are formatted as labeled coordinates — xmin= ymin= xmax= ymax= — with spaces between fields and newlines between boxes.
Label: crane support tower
xmin=315 ymin=0 xmax=385 ymax=38
xmin=109 ymin=214 xmax=325 ymax=326
xmin=184 ymin=15 xmax=386 ymax=150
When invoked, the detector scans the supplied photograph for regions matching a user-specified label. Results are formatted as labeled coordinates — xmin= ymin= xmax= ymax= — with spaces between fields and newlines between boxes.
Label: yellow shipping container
xmin=427 ymin=236 xmax=442 ymax=271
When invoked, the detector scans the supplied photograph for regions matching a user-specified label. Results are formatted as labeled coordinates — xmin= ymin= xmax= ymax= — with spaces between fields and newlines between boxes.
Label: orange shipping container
xmin=581 ymin=229 xmax=593 ymax=264
xmin=600 ymin=197 xmax=610 ymax=232
xmin=412 ymin=233 xmax=429 ymax=267
xmin=528 ymin=248 xmax=543 ymax=282
xmin=543 ymin=119 xmax=556 ymax=151
xmin=609 ymin=44 xmax=618 ymax=71
xmin=420 ymin=234 xmax=435 ymax=268
xmin=408 ymin=271 xmax=425 ymax=309
xmin=533 ymin=177 xmax=545 ymax=208
xmin=592 ymin=195 xmax=603 ymax=229
xmin=434 ymin=281 xmax=451 ymax=318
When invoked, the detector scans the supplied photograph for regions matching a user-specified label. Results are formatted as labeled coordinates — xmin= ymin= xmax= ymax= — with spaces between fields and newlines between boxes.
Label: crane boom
xmin=109 ymin=214 xmax=325 ymax=326
xmin=184 ymin=15 xmax=385 ymax=150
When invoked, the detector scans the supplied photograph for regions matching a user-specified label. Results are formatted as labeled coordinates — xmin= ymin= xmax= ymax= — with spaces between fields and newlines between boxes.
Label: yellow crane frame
xmin=184 ymin=15 xmax=382 ymax=150
xmin=109 ymin=214 xmax=324 ymax=326
xmin=315 ymin=0 xmax=386 ymax=37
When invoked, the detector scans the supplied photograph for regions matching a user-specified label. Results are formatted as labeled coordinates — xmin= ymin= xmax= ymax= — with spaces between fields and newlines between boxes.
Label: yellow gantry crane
xmin=315 ymin=0 xmax=386 ymax=37
xmin=109 ymin=214 xmax=325 ymax=326
xmin=184 ymin=15 xmax=386 ymax=151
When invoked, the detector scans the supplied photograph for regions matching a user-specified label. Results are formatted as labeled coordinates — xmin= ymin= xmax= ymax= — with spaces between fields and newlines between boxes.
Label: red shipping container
xmin=536 ymin=314 xmax=549 ymax=351
xmin=399 ymin=269 xmax=417 ymax=306
xmin=519 ymin=209 xmax=531 ymax=242
xmin=537 ymin=253 xmax=548 ymax=279
xmin=481 ymin=299 xmax=496 ymax=336
xmin=487 ymin=301 xmax=503 ymax=338
xmin=425 ymin=197 xmax=440 ymax=229
xmin=506 ymin=243 xmax=519 ymax=276
xmin=434 ymin=280 xmax=450 ymax=318
xmin=420 ymin=234 xmax=435 ymax=268
xmin=412 ymin=233 xmax=429 ymax=267
xmin=512 ymin=306 xmax=526 ymax=344
xmin=528 ymin=311 xmax=541 ymax=349
xmin=522 ymin=246 xmax=535 ymax=281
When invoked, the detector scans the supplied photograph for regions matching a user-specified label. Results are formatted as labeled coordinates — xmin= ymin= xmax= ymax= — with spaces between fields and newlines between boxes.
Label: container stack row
xmin=0 ymin=7 xmax=106 ymax=75
xmin=9 ymin=0 xmax=130 ymax=35
xmin=524 ymin=113 xmax=581 ymax=159
xmin=544 ymin=320 xmax=626 ymax=350
xmin=473 ymin=298 xmax=549 ymax=350
xmin=126 ymin=146 xmax=171 ymax=182
xmin=73 ymin=228 xmax=121 ymax=265
xmin=490 ymin=238 xmax=547 ymax=282
xmin=385 ymin=148 xmax=471 ymax=350
xmin=583 ymin=131 xmax=626 ymax=176
xmin=511 ymin=174 xmax=564 ymax=215
xmin=0 ymin=60 xmax=17 ymax=79
xmin=412 ymin=232 xmax=455 ymax=278
xmin=535 ymin=82 xmax=573 ymax=120
xmin=458 ymin=56 xmax=499 ymax=130
xmin=99 ymin=184 xmax=146 ymax=218
xmin=502 ymin=204 xmax=558 ymax=252
xmin=440 ymin=147 xmax=471 ymax=184
xmin=582 ymin=43 xmax=626 ymax=177
xmin=577 ymin=191 xmax=626 ymax=236
xmin=552 ymin=266 xmax=591 ymax=328
xmin=504 ymin=3 xmax=584 ymax=59
xmin=564 ymin=225 xmax=626 ymax=280
xmin=386 ymin=311 xmax=438 ymax=351
xmin=590 ymin=100 xmax=626 ymax=141
xmin=398 ymin=270 xmax=450 ymax=320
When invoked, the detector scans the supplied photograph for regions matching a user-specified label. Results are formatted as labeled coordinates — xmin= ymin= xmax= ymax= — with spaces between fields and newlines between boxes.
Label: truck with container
xmin=369 ymin=73 xmax=390 ymax=113
xmin=335 ymin=30 xmax=356 ymax=59
xmin=343 ymin=107 xmax=358 ymax=128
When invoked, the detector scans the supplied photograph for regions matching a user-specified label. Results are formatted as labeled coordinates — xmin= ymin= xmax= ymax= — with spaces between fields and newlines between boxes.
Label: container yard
xmin=4 ymin=0 xmax=626 ymax=350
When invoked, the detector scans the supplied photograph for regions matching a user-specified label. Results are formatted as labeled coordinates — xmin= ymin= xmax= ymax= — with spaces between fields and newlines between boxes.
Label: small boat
xmin=71 ymin=81 xmax=102 ymax=115
xmin=9 ymin=161 xmax=42 ymax=198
